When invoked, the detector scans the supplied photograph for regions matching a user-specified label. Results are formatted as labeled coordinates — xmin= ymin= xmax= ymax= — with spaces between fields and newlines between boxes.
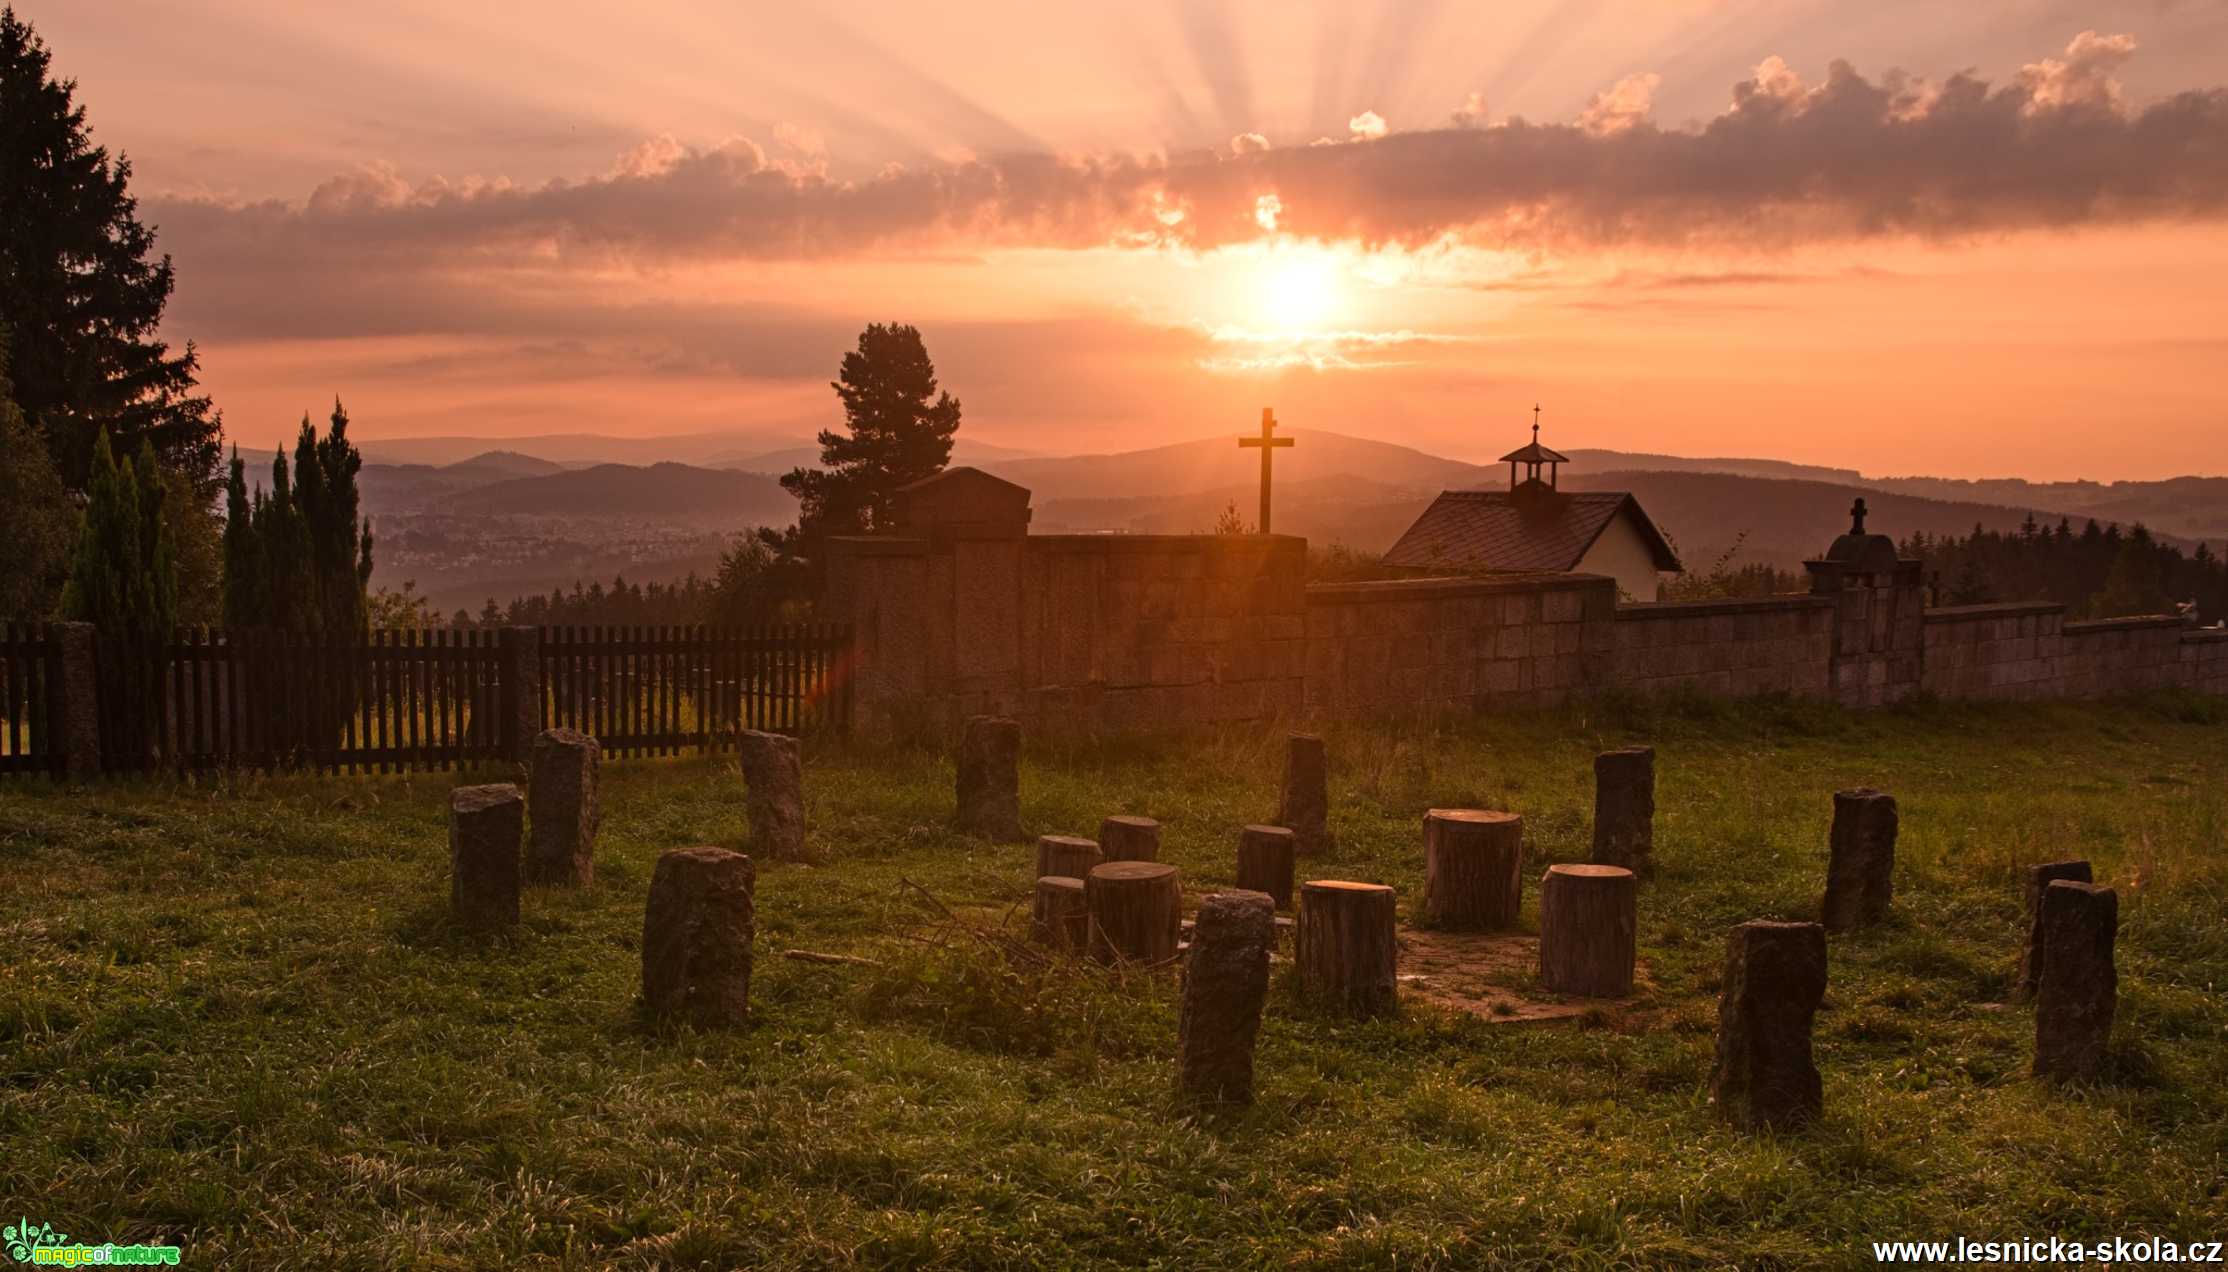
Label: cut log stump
xmin=956 ymin=716 xmax=1025 ymax=842
xmin=2016 ymin=859 xmax=2093 ymax=1003
xmin=1235 ymin=824 xmax=1297 ymax=909
xmin=1176 ymin=890 xmax=1276 ymax=1108
xmin=1821 ymin=787 xmax=1897 ymax=932
xmin=641 ymin=846 xmax=755 ymax=1028
xmin=1035 ymin=834 xmax=1103 ymax=882
xmin=450 ymin=783 xmax=524 ymax=933
xmin=1296 ymin=880 xmax=1398 ymax=1016
xmin=2034 ymin=880 xmax=2118 ymax=1083
xmin=1421 ymin=809 xmax=1523 ymax=930
xmin=1098 ymin=814 xmax=1162 ymax=862
xmin=1032 ymin=876 xmax=1089 ymax=953
xmin=1590 ymin=746 xmax=1655 ymax=872
xmin=1538 ymin=864 xmax=1637 ymax=997
xmin=1278 ymin=733 xmax=1334 ymax=855
xmin=1086 ymin=861 xmax=1182 ymax=966
xmin=1710 ymin=919 xmax=1827 ymax=1131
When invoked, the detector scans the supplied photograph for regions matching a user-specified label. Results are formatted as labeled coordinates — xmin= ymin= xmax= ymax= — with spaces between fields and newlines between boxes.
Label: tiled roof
xmin=1382 ymin=490 xmax=1682 ymax=573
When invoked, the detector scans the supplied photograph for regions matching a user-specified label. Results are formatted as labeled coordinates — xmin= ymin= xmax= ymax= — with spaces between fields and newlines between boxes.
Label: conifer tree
xmin=0 ymin=9 xmax=221 ymax=493
xmin=0 ymin=326 xmax=73 ymax=619
xmin=61 ymin=429 xmax=176 ymax=637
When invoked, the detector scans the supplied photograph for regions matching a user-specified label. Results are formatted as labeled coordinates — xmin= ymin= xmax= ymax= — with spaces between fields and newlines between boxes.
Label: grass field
xmin=3 ymin=693 xmax=2226 ymax=1268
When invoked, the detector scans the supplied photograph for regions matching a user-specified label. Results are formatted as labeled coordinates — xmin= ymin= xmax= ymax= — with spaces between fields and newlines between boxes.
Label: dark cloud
xmin=148 ymin=35 xmax=2228 ymax=295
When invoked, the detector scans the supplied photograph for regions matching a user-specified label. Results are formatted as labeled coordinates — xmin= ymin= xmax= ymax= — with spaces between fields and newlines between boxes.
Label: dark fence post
xmin=502 ymin=626 xmax=541 ymax=765
xmin=53 ymin=622 xmax=101 ymax=780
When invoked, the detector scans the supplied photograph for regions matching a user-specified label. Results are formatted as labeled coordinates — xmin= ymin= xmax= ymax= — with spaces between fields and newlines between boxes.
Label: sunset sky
xmin=29 ymin=1 xmax=2228 ymax=480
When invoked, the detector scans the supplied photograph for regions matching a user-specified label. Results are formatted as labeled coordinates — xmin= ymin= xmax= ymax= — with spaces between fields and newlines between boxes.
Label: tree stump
xmin=956 ymin=716 xmax=1025 ymax=841
xmin=1295 ymin=880 xmax=1398 ymax=1016
xmin=1176 ymin=890 xmax=1276 ymax=1107
xmin=1085 ymin=861 xmax=1182 ymax=966
xmin=2015 ymin=859 xmax=2093 ymax=1003
xmin=2033 ymin=880 xmax=2117 ymax=1083
xmin=640 ymin=846 xmax=756 ymax=1028
xmin=1709 ymin=920 xmax=1827 ymax=1131
xmin=1538 ymin=864 xmax=1637 ymax=997
xmin=1098 ymin=814 xmax=1162 ymax=863
xmin=1235 ymin=824 xmax=1296 ymax=909
xmin=1421 ymin=809 xmax=1524 ymax=930
xmin=449 ymin=783 xmax=523 ymax=933
xmin=1590 ymin=746 xmax=1655 ymax=871
xmin=526 ymin=728 xmax=599 ymax=886
xmin=1277 ymin=733 xmax=1334 ymax=855
xmin=1035 ymin=834 xmax=1102 ymax=882
xmin=738 ymin=729 xmax=807 ymax=861
xmin=1032 ymin=876 xmax=1089 ymax=953
xmin=1821 ymin=788 xmax=1897 ymax=932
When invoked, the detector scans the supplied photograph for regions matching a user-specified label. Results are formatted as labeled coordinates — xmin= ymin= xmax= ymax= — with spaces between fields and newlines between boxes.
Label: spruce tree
xmin=0 ymin=9 xmax=221 ymax=493
xmin=0 ymin=326 xmax=74 ymax=619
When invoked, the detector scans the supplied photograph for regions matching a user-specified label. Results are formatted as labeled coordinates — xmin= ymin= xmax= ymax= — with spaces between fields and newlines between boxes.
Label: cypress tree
xmin=61 ymin=429 xmax=176 ymax=637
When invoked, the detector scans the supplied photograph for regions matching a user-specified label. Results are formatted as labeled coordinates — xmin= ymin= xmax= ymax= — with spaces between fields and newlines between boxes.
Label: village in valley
xmin=4 ymin=4 xmax=2228 ymax=1267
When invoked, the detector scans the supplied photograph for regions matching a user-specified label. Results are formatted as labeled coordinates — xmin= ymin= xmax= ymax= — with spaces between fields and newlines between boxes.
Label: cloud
xmin=1229 ymin=132 xmax=1271 ymax=155
xmin=1579 ymin=73 xmax=1661 ymax=137
xmin=1451 ymin=91 xmax=1488 ymax=129
xmin=1348 ymin=110 xmax=1389 ymax=140
xmin=148 ymin=30 xmax=2228 ymax=314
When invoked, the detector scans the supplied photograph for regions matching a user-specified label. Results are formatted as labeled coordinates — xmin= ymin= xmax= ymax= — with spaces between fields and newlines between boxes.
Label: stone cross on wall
xmin=1850 ymin=497 xmax=1868 ymax=535
xmin=1238 ymin=407 xmax=1294 ymax=535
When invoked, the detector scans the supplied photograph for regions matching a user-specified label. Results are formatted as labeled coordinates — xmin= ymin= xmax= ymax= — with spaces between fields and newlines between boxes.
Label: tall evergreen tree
xmin=223 ymin=403 xmax=373 ymax=633
xmin=0 ymin=9 xmax=221 ymax=494
xmin=61 ymin=429 xmax=176 ymax=637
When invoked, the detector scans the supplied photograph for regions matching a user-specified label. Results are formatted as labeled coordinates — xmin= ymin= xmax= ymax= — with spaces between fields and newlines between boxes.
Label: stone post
xmin=53 ymin=622 xmax=100 ymax=780
xmin=526 ymin=727 xmax=599 ymax=886
xmin=956 ymin=715 xmax=1025 ymax=841
xmin=1235 ymin=824 xmax=1296 ymax=909
xmin=1097 ymin=814 xmax=1162 ymax=863
xmin=1590 ymin=746 xmax=1655 ymax=871
xmin=1295 ymin=880 xmax=1398 ymax=1017
xmin=1538 ymin=864 xmax=1637 ymax=997
xmin=2033 ymin=880 xmax=2117 ymax=1083
xmin=1276 ymin=733 xmax=1334 ymax=855
xmin=1710 ymin=920 xmax=1827 ymax=1131
xmin=501 ymin=627 xmax=542 ymax=766
xmin=738 ymin=729 xmax=807 ymax=861
xmin=2015 ymin=860 xmax=2093 ymax=1002
xmin=1421 ymin=809 xmax=1524 ymax=930
xmin=1175 ymin=889 xmax=1276 ymax=1108
xmin=449 ymin=783 xmax=524 ymax=933
xmin=1821 ymin=788 xmax=1897 ymax=931
xmin=641 ymin=847 xmax=756 ymax=1028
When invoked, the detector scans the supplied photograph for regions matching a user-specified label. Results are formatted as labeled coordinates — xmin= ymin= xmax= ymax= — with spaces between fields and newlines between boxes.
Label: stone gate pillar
xmin=1805 ymin=499 xmax=1924 ymax=708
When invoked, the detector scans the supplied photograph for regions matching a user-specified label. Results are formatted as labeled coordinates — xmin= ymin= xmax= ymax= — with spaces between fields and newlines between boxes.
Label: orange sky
xmin=29 ymin=1 xmax=2228 ymax=479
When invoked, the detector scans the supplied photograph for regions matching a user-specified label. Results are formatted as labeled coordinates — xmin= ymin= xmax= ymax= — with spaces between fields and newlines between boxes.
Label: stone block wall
xmin=1592 ymin=596 xmax=1834 ymax=698
xmin=1300 ymin=575 xmax=1613 ymax=715
xmin=1921 ymin=603 xmax=2065 ymax=701
xmin=2061 ymin=615 xmax=2198 ymax=699
xmin=2181 ymin=629 xmax=2228 ymax=695
xmin=1018 ymin=535 xmax=1308 ymax=733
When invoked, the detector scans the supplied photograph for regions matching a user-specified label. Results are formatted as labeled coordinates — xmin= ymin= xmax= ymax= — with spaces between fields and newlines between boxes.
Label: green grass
xmin=3 ymin=693 xmax=2226 ymax=1268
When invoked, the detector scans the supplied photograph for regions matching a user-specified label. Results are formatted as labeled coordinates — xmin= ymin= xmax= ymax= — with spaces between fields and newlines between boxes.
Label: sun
xmin=1252 ymin=248 xmax=1346 ymax=334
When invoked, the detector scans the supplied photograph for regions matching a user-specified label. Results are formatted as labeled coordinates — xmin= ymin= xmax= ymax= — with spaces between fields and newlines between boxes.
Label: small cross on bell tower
xmin=1500 ymin=404 xmax=1571 ymax=495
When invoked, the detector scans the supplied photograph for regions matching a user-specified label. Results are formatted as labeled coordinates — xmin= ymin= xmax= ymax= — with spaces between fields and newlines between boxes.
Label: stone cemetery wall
xmin=1299 ymin=575 xmax=1611 ymax=714
xmin=1589 ymin=596 xmax=1834 ymax=699
xmin=1920 ymin=602 xmax=2065 ymax=701
xmin=2061 ymin=614 xmax=2208 ymax=698
xmin=822 ymin=472 xmax=2228 ymax=736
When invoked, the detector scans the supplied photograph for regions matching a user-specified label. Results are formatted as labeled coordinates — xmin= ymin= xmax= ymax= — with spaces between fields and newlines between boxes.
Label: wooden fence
xmin=0 ymin=622 xmax=60 ymax=777
xmin=539 ymin=624 xmax=854 ymax=758
xmin=0 ymin=622 xmax=851 ymax=780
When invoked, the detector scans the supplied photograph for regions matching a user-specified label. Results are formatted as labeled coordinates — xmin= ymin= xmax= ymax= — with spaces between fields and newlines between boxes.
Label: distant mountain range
xmin=345 ymin=430 xmax=2224 ymax=611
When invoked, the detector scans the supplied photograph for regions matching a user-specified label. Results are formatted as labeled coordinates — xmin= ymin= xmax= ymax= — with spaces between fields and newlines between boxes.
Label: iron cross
xmin=1238 ymin=407 xmax=1294 ymax=534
